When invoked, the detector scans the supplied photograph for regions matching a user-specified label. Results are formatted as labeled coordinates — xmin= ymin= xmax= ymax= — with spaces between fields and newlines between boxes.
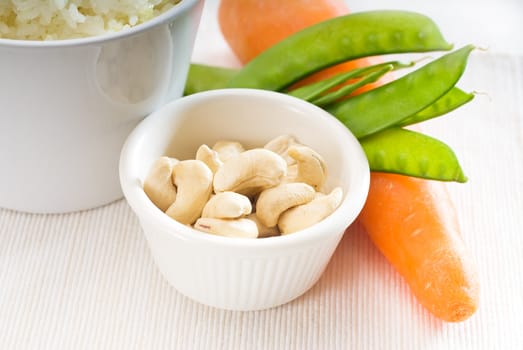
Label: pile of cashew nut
xmin=143 ymin=135 xmax=343 ymax=238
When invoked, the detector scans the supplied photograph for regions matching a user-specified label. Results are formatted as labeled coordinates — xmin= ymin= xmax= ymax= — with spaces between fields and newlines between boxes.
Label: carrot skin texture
xmin=358 ymin=173 xmax=479 ymax=322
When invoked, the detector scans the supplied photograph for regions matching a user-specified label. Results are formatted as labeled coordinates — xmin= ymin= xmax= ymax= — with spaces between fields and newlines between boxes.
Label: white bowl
xmin=119 ymin=89 xmax=370 ymax=311
xmin=0 ymin=0 xmax=203 ymax=213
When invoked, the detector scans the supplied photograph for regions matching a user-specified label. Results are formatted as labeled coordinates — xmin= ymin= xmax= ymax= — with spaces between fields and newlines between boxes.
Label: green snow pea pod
xmin=184 ymin=60 xmax=412 ymax=98
xmin=397 ymin=87 xmax=474 ymax=127
xmin=327 ymin=45 xmax=475 ymax=139
xmin=287 ymin=60 xmax=413 ymax=101
xmin=311 ymin=64 xmax=394 ymax=107
xmin=184 ymin=64 xmax=237 ymax=96
xmin=361 ymin=128 xmax=467 ymax=182
xmin=227 ymin=10 xmax=452 ymax=90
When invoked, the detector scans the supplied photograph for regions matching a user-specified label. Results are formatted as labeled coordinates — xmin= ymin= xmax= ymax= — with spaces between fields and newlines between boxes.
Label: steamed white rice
xmin=0 ymin=0 xmax=181 ymax=40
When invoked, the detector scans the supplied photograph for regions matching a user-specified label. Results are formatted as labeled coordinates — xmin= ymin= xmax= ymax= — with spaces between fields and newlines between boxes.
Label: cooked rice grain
xmin=0 ymin=0 xmax=181 ymax=40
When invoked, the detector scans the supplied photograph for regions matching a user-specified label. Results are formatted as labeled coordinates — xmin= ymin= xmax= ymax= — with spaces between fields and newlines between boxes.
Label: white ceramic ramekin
xmin=0 ymin=0 xmax=203 ymax=213
xmin=119 ymin=89 xmax=370 ymax=311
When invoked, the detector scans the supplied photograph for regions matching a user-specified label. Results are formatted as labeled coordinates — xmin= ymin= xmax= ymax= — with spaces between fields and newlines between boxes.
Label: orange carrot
xmin=358 ymin=173 xmax=479 ymax=322
xmin=217 ymin=0 xmax=479 ymax=322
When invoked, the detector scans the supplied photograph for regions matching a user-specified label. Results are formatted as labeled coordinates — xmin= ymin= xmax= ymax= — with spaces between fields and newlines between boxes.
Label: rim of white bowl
xmin=120 ymin=89 xmax=370 ymax=249
xmin=0 ymin=0 xmax=201 ymax=48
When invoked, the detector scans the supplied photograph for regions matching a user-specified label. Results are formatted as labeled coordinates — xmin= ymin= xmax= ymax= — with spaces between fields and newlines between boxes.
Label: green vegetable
xmin=184 ymin=64 xmax=237 ymax=96
xmin=287 ymin=60 xmax=413 ymax=101
xmin=360 ymin=128 xmax=467 ymax=182
xmin=398 ymin=87 xmax=474 ymax=127
xmin=227 ymin=10 xmax=452 ymax=90
xmin=311 ymin=64 xmax=393 ymax=107
xmin=326 ymin=45 xmax=475 ymax=138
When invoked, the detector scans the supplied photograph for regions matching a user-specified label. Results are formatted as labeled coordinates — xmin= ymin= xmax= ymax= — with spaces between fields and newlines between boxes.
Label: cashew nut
xmin=282 ymin=163 xmax=298 ymax=184
xmin=278 ymin=187 xmax=343 ymax=234
xmin=202 ymin=191 xmax=252 ymax=219
xmin=287 ymin=145 xmax=327 ymax=191
xmin=165 ymin=160 xmax=213 ymax=225
xmin=212 ymin=140 xmax=245 ymax=162
xmin=194 ymin=217 xmax=258 ymax=238
xmin=196 ymin=144 xmax=223 ymax=173
xmin=264 ymin=134 xmax=299 ymax=165
xmin=246 ymin=213 xmax=280 ymax=238
xmin=255 ymin=182 xmax=316 ymax=227
xmin=145 ymin=135 xmax=339 ymax=239
xmin=143 ymin=156 xmax=178 ymax=211
xmin=213 ymin=149 xmax=287 ymax=196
